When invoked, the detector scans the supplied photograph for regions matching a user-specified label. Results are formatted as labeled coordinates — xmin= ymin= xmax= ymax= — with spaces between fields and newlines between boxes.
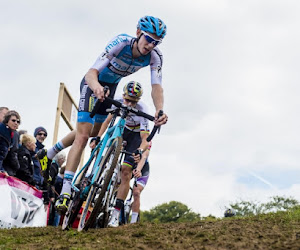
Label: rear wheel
xmin=78 ymin=137 xmax=122 ymax=231
xmin=61 ymin=162 xmax=92 ymax=230
xmin=97 ymin=182 xmax=119 ymax=228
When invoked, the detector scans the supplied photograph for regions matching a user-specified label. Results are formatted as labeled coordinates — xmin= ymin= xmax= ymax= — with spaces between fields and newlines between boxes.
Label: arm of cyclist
xmin=132 ymin=149 xmax=150 ymax=178
xmin=84 ymin=69 xmax=109 ymax=102
xmin=97 ymin=113 xmax=113 ymax=138
xmin=132 ymin=132 xmax=149 ymax=163
xmin=151 ymin=84 xmax=168 ymax=126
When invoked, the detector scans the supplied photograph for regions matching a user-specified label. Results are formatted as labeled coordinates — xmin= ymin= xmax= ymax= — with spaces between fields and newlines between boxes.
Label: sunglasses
xmin=141 ymin=31 xmax=162 ymax=46
xmin=124 ymin=98 xmax=138 ymax=104
xmin=10 ymin=119 xmax=20 ymax=124
xmin=38 ymin=133 xmax=47 ymax=137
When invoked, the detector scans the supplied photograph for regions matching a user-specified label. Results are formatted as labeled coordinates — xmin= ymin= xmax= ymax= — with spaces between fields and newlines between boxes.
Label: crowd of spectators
xmin=0 ymin=106 xmax=66 ymax=226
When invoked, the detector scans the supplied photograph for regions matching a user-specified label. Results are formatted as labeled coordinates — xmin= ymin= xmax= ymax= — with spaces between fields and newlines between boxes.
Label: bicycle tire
xmin=125 ymin=209 xmax=131 ymax=224
xmin=77 ymin=162 xmax=106 ymax=231
xmin=78 ymin=137 xmax=122 ymax=231
xmin=61 ymin=191 xmax=83 ymax=230
xmin=97 ymin=182 xmax=119 ymax=228
xmin=61 ymin=162 xmax=91 ymax=230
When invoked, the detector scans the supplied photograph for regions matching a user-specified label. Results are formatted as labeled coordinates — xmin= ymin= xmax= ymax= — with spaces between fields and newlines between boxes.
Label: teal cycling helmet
xmin=137 ymin=16 xmax=167 ymax=38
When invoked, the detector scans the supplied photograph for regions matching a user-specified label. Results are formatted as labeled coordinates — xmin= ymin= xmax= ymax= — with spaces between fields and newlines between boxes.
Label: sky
xmin=1 ymin=0 xmax=300 ymax=217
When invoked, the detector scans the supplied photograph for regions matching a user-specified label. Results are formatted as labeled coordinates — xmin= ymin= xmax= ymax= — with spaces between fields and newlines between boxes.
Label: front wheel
xmin=78 ymin=137 xmax=122 ymax=231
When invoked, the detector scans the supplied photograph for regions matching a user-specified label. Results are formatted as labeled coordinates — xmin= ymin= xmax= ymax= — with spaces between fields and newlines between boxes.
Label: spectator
xmin=18 ymin=130 xmax=28 ymax=136
xmin=48 ymin=152 xmax=66 ymax=226
xmin=48 ymin=151 xmax=66 ymax=186
xmin=32 ymin=126 xmax=48 ymax=187
xmin=0 ymin=107 xmax=9 ymax=122
xmin=0 ymin=110 xmax=20 ymax=174
xmin=34 ymin=127 xmax=48 ymax=150
xmin=16 ymin=134 xmax=36 ymax=186
xmin=3 ymin=129 xmax=20 ymax=176
xmin=52 ymin=165 xmax=66 ymax=226
xmin=0 ymin=107 xmax=20 ymax=176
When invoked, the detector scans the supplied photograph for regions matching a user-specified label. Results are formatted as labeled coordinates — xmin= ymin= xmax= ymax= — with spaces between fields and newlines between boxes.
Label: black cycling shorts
xmin=77 ymin=78 xmax=117 ymax=124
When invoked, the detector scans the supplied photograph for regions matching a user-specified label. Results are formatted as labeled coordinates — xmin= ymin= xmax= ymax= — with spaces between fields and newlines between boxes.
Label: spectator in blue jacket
xmin=0 ymin=110 xmax=21 ymax=173
xmin=0 ymin=107 xmax=21 ymax=176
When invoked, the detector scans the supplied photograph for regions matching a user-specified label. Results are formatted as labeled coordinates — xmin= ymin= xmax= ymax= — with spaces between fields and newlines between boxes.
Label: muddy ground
xmin=1 ymin=213 xmax=300 ymax=249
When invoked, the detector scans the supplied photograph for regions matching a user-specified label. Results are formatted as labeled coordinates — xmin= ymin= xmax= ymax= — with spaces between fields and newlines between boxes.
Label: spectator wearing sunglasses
xmin=0 ymin=110 xmax=21 ymax=174
xmin=34 ymin=126 xmax=48 ymax=148
xmin=32 ymin=126 xmax=48 ymax=188
xmin=0 ymin=107 xmax=18 ymax=176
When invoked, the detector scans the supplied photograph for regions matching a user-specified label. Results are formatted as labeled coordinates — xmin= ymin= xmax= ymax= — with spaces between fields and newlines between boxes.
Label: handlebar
xmin=146 ymin=110 xmax=163 ymax=142
xmin=89 ymin=86 xmax=163 ymax=141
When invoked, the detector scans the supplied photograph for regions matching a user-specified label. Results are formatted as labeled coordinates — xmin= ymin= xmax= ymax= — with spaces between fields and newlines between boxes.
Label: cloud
xmin=1 ymin=0 xmax=300 ymax=217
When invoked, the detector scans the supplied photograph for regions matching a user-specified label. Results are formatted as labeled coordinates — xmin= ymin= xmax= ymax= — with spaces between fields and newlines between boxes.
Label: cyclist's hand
xmin=93 ymin=85 xmax=109 ymax=102
xmin=155 ymin=111 xmax=168 ymax=126
xmin=133 ymin=149 xmax=142 ymax=163
xmin=132 ymin=153 xmax=141 ymax=163
xmin=132 ymin=169 xmax=142 ymax=178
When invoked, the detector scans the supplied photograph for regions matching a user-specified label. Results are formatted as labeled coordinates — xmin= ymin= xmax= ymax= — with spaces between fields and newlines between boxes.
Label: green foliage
xmin=228 ymin=196 xmax=299 ymax=217
xmin=141 ymin=201 xmax=201 ymax=223
xmin=202 ymin=214 xmax=218 ymax=221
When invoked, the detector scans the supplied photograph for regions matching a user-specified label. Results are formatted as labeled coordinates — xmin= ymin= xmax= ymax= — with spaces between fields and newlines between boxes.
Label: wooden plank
xmin=52 ymin=83 xmax=65 ymax=145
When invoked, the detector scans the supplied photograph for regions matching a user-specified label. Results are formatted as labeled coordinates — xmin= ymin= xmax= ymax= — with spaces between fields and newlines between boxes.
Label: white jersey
xmin=114 ymin=97 xmax=150 ymax=133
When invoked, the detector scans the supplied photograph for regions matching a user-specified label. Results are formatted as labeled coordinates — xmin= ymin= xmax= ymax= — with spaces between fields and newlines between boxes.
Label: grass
xmin=0 ymin=208 xmax=299 ymax=249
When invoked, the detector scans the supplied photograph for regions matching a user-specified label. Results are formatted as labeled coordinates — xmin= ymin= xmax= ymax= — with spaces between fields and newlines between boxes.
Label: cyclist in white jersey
xmin=95 ymin=81 xmax=150 ymax=227
xmin=48 ymin=16 xmax=168 ymax=214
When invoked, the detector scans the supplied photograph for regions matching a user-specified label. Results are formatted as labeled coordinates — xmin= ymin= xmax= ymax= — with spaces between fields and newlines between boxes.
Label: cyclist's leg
xmin=46 ymin=130 xmax=76 ymax=160
xmin=90 ymin=122 xmax=102 ymax=137
xmin=108 ymin=164 xmax=132 ymax=227
xmin=44 ymin=120 xmax=101 ymax=162
xmin=56 ymin=78 xmax=98 ymax=213
xmin=131 ymin=163 xmax=149 ymax=223
xmin=56 ymin=122 xmax=93 ymax=213
xmin=108 ymin=130 xmax=140 ymax=227
xmin=131 ymin=184 xmax=144 ymax=223
xmin=117 ymin=129 xmax=141 ymax=200
xmin=117 ymin=164 xmax=132 ymax=199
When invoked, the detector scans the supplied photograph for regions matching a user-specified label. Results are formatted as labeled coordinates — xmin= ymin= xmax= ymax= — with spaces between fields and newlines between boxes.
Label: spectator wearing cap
xmin=34 ymin=127 xmax=48 ymax=150
xmin=32 ymin=126 xmax=48 ymax=187
xmin=0 ymin=111 xmax=21 ymax=173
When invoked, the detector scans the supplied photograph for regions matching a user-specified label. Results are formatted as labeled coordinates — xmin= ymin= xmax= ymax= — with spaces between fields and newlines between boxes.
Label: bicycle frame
xmin=65 ymin=95 xmax=160 ymax=230
xmin=71 ymin=113 xmax=126 ymax=198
